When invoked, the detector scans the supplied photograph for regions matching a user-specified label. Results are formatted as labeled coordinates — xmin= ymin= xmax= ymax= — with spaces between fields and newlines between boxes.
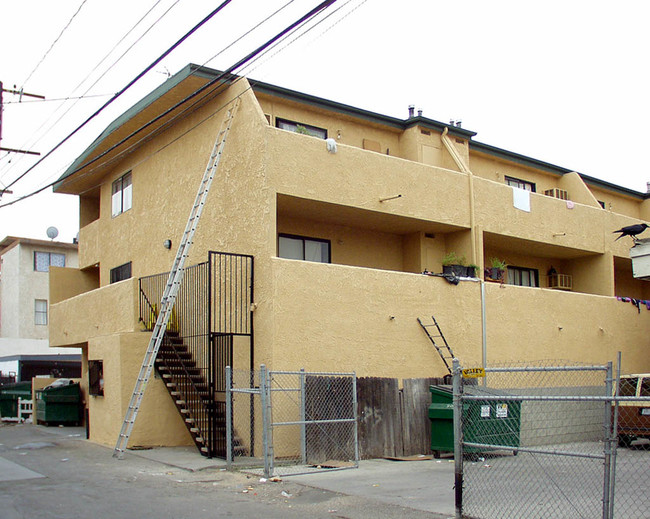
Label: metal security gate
xmin=452 ymin=359 xmax=650 ymax=519
xmin=226 ymin=366 xmax=359 ymax=477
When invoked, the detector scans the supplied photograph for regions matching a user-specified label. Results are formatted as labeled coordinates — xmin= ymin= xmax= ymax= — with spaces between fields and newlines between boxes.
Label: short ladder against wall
xmin=112 ymin=98 xmax=241 ymax=459
xmin=417 ymin=315 xmax=456 ymax=376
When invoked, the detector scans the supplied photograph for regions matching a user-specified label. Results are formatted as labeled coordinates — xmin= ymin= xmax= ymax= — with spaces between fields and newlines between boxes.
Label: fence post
xmin=609 ymin=352 xmax=622 ymax=519
xmin=260 ymin=364 xmax=271 ymax=478
xmin=353 ymin=372 xmax=359 ymax=465
xmin=300 ymin=368 xmax=307 ymax=465
xmin=602 ymin=361 xmax=613 ymax=519
xmin=452 ymin=358 xmax=463 ymax=519
xmin=226 ymin=365 xmax=232 ymax=469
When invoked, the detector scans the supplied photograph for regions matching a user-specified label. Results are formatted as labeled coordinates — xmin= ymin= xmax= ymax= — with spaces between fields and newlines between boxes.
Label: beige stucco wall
xmin=49 ymin=266 xmax=99 ymax=305
xmin=256 ymin=93 xmax=402 ymax=157
xmin=86 ymin=332 xmax=192 ymax=447
xmin=49 ymin=277 xmax=140 ymax=347
xmin=271 ymin=259 xmax=650 ymax=377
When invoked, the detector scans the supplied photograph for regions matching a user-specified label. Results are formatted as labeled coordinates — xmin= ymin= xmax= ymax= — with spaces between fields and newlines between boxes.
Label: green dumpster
xmin=428 ymin=385 xmax=521 ymax=458
xmin=428 ymin=385 xmax=456 ymax=457
xmin=0 ymin=382 xmax=32 ymax=419
xmin=35 ymin=380 xmax=81 ymax=426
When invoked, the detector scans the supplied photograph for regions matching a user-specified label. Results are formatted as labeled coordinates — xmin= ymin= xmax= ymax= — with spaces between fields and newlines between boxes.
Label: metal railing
xmin=138 ymin=251 xmax=253 ymax=458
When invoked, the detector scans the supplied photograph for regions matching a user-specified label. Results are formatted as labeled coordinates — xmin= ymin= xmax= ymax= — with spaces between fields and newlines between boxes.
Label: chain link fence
xmin=452 ymin=359 xmax=650 ymax=519
xmin=226 ymin=366 xmax=358 ymax=477
xmin=612 ymin=372 xmax=650 ymax=517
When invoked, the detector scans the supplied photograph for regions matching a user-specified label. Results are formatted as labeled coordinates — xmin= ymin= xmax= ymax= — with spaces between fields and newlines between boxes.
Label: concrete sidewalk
xmin=129 ymin=445 xmax=456 ymax=517
xmin=291 ymin=457 xmax=456 ymax=517
xmin=2 ymin=424 xmax=455 ymax=518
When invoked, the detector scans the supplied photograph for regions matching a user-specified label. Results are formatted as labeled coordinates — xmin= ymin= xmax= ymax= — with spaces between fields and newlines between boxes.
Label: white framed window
xmin=111 ymin=171 xmax=132 ymax=217
xmin=34 ymin=251 xmax=65 ymax=272
xmin=35 ymin=299 xmax=48 ymax=325
xmin=278 ymin=234 xmax=330 ymax=263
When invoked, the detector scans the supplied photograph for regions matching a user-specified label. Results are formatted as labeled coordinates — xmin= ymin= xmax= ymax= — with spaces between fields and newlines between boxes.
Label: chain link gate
xmin=226 ymin=365 xmax=359 ymax=477
xmin=452 ymin=359 xmax=650 ymax=519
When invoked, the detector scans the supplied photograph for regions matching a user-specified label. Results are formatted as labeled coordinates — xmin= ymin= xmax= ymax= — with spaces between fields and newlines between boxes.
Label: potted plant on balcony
xmin=466 ymin=263 xmax=479 ymax=278
xmin=442 ymin=252 xmax=467 ymax=277
xmin=485 ymin=257 xmax=507 ymax=281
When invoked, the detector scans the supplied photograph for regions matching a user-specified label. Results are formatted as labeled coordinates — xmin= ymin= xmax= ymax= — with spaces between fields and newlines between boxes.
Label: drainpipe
xmin=481 ymin=281 xmax=487 ymax=386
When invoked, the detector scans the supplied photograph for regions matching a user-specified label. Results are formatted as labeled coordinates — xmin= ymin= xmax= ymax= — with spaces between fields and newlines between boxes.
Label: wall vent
xmin=544 ymin=188 xmax=569 ymax=200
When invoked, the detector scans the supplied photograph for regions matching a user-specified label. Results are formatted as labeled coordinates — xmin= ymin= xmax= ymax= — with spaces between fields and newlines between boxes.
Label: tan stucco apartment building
xmin=49 ymin=64 xmax=650 ymax=452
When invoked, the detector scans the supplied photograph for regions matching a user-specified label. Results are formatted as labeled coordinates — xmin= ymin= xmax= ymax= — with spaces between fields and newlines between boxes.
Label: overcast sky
xmin=1 ymin=0 xmax=649 ymax=243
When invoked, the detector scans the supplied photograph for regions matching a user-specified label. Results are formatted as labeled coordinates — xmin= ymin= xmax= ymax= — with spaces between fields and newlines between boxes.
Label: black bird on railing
xmin=613 ymin=223 xmax=649 ymax=241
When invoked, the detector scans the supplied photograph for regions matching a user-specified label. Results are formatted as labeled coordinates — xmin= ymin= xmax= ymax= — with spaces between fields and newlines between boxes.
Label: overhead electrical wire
xmin=2 ymin=0 xmax=234 ymax=192
xmin=52 ymin=0 xmax=338 ymax=186
xmin=44 ymin=0 xmax=359 ymax=195
xmin=1 ymin=93 xmax=114 ymax=104
xmin=0 ymin=0 xmax=347 ymax=209
xmin=21 ymin=0 xmax=90 ymax=87
xmin=0 ymin=0 xmax=178 ymax=178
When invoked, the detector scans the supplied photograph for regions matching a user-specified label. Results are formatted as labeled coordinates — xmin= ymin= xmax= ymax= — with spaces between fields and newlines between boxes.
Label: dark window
xmin=507 ymin=266 xmax=539 ymax=287
xmin=88 ymin=360 xmax=104 ymax=396
xmin=34 ymin=251 xmax=65 ymax=272
xmin=278 ymin=234 xmax=331 ymax=263
xmin=275 ymin=118 xmax=327 ymax=139
xmin=111 ymin=171 xmax=132 ymax=217
xmin=505 ymin=176 xmax=536 ymax=192
xmin=598 ymin=200 xmax=606 ymax=209
xmin=110 ymin=262 xmax=132 ymax=284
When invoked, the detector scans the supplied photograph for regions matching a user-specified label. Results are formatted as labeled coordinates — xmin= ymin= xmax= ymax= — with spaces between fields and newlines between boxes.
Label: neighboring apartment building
xmin=49 ymin=64 xmax=650 ymax=455
xmin=0 ymin=236 xmax=81 ymax=382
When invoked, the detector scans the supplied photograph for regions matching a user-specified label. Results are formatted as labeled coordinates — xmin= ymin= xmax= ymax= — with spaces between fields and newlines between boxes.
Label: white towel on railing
xmin=512 ymin=186 xmax=530 ymax=212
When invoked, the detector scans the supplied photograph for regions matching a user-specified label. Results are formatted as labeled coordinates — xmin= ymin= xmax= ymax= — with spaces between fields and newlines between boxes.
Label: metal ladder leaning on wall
xmin=113 ymin=98 xmax=240 ymax=458
xmin=417 ymin=316 xmax=456 ymax=376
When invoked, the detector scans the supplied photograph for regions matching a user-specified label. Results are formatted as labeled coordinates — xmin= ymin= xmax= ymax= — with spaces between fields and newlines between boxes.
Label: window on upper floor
xmin=505 ymin=176 xmax=536 ymax=193
xmin=276 ymin=118 xmax=327 ymax=139
xmin=278 ymin=234 xmax=331 ymax=263
xmin=110 ymin=261 xmax=132 ymax=283
xmin=111 ymin=171 xmax=132 ymax=217
xmin=507 ymin=266 xmax=539 ymax=287
xmin=34 ymin=251 xmax=65 ymax=272
xmin=34 ymin=299 xmax=48 ymax=325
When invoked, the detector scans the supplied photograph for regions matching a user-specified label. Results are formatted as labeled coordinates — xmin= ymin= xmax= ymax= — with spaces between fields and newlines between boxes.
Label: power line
xmin=0 ymin=0 xmax=180 ymax=180
xmin=53 ymin=0 xmax=338 ymax=187
xmin=22 ymin=0 xmax=90 ymax=86
xmin=0 ymin=0 xmax=340 ymax=209
xmin=2 ymin=0 xmax=234 ymax=192
xmin=1 ymin=93 xmax=114 ymax=104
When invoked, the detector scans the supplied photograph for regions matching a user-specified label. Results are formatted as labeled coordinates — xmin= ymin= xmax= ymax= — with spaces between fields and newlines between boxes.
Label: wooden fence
xmin=357 ymin=377 xmax=446 ymax=459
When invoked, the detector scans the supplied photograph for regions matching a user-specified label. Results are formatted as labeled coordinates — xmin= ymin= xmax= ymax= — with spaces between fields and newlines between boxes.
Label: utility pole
xmin=0 ymin=81 xmax=43 ymax=156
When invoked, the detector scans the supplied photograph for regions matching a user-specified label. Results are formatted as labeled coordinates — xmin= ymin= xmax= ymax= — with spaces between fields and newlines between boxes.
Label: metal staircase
xmin=113 ymin=99 xmax=240 ymax=458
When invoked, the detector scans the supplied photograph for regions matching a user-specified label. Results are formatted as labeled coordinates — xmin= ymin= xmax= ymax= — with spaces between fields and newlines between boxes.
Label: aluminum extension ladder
xmin=417 ymin=315 xmax=456 ymax=376
xmin=113 ymin=98 xmax=240 ymax=458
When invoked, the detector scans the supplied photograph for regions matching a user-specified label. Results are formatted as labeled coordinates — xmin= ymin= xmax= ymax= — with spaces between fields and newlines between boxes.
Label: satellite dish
xmin=46 ymin=226 xmax=59 ymax=240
